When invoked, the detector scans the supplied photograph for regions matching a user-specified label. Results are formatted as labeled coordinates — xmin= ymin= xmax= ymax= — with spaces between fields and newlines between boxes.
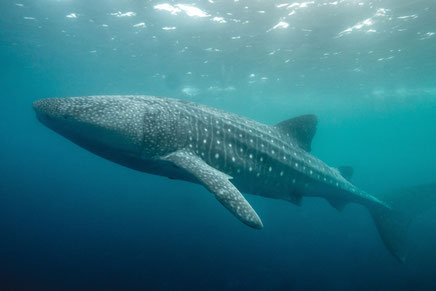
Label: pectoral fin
xmin=162 ymin=150 xmax=263 ymax=229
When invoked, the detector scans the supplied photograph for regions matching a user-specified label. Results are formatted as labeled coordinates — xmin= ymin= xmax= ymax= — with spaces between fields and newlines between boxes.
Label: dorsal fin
xmin=274 ymin=114 xmax=318 ymax=152
xmin=338 ymin=166 xmax=353 ymax=181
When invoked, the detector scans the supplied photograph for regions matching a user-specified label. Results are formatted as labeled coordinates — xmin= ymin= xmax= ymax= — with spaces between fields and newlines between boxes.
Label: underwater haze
xmin=1 ymin=0 xmax=436 ymax=290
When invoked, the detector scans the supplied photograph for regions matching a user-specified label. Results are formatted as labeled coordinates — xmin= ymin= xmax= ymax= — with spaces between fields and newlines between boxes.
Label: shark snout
xmin=33 ymin=98 xmax=55 ymax=124
xmin=33 ymin=97 xmax=79 ymax=123
xmin=32 ymin=98 xmax=45 ymax=112
xmin=33 ymin=98 xmax=79 ymax=130
xmin=33 ymin=98 xmax=56 ymax=119
xmin=33 ymin=98 xmax=62 ymax=116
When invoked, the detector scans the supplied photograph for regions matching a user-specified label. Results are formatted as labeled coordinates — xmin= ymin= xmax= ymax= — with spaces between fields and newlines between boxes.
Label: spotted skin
xmin=33 ymin=95 xmax=388 ymax=229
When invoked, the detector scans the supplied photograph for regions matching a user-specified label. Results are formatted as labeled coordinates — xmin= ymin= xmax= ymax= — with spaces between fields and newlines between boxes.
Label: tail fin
xmin=369 ymin=183 xmax=436 ymax=263
xmin=369 ymin=207 xmax=411 ymax=262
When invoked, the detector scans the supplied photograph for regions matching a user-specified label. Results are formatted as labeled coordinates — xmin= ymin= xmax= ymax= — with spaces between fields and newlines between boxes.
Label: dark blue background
xmin=1 ymin=1 xmax=436 ymax=290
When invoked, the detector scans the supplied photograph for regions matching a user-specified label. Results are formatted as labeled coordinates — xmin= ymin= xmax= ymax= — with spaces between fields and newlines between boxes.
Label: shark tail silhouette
xmin=368 ymin=183 xmax=436 ymax=263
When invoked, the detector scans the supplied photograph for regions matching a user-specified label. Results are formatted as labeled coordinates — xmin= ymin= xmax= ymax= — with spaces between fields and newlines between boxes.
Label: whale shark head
xmin=33 ymin=96 xmax=176 ymax=162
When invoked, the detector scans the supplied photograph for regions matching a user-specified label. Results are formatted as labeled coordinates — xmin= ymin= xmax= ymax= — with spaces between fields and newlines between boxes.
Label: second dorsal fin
xmin=274 ymin=114 xmax=318 ymax=152
xmin=338 ymin=166 xmax=353 ymax=181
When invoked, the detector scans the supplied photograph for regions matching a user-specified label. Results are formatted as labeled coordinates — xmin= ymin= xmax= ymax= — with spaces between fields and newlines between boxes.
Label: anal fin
xmin=287 ymin=191 xmax=303 ymax=206
xmin=326 ymin=197 xmax=348 ymax=211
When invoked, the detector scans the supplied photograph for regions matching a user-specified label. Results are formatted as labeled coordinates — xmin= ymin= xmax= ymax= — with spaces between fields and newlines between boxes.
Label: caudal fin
xmin=369 ymin=207 xmax=411 ymax=262
xmin=369 ymin=183 xmax=436 ymax=263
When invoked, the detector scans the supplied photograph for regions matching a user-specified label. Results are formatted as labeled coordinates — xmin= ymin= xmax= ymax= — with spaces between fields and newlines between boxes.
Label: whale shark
xmin=33 ymin=95 xmax=435 ymax=262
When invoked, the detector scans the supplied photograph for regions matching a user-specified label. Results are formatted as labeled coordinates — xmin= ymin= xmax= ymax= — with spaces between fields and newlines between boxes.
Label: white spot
xmin=154 ymin=3 xmax=209 ymax=17
xmin=272 ymin=150 xmax=275 ymax=154
xmin=110 ymin=11 xmax=136 ymax=17
xmin=228 ymin=128 xmax=231 ymax=132
xmin=310 ymin=170 xmax=313 ymax=175
xmin=189 ymin=144 xmax=193 ymax=148
xmin=260 ymin=157 xmax=263 ymax=162
xmin=217 ymin=140 xmax=221 ymax=144
xmin=133 ymin=22 xmax=146 ymax=28
xmin=176 ymin=4 xmax=210 ymax=17
xmin=212 ymin=17 xmax=226 ymax=23
xmin=295 ymin=163 xmax=299 ymax=167
xmin=267 ymin=21 xmax=289 ymax=32
xmin=232 ymin=157 xmax=236 ymax=162
xmin=249 ymin=167 xmax=253 ymax=172
xmin=250 ymin=139 xmax=253 ymax=143
xmin=249 ymin=154 xmax=253 ymax=159
xmin=215 ymin=153 xmax=219 ymax=159
xmin=153 ymin=3 xmax=181 ymax=15
xmin=228 ymin=144 xmax=232 ymax=147
xmin=203 ymin=139 xmax=207 ymax=144
xmin=269 ymin=167 xmax=272 ymax=172
xmin=204 ymin=128 xmax=208 ymax=132
xmin=182 ymin=86 xmax=198 ymax=95
xmin=280 ymin=171 xmax=284 ymax=176
xmin=66 ymin=13 xmax=77 ymax=19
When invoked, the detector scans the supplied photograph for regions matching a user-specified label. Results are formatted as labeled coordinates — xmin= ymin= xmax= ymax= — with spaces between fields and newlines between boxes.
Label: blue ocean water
xmin=1 ymin=0 xmax=436 ymax=289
